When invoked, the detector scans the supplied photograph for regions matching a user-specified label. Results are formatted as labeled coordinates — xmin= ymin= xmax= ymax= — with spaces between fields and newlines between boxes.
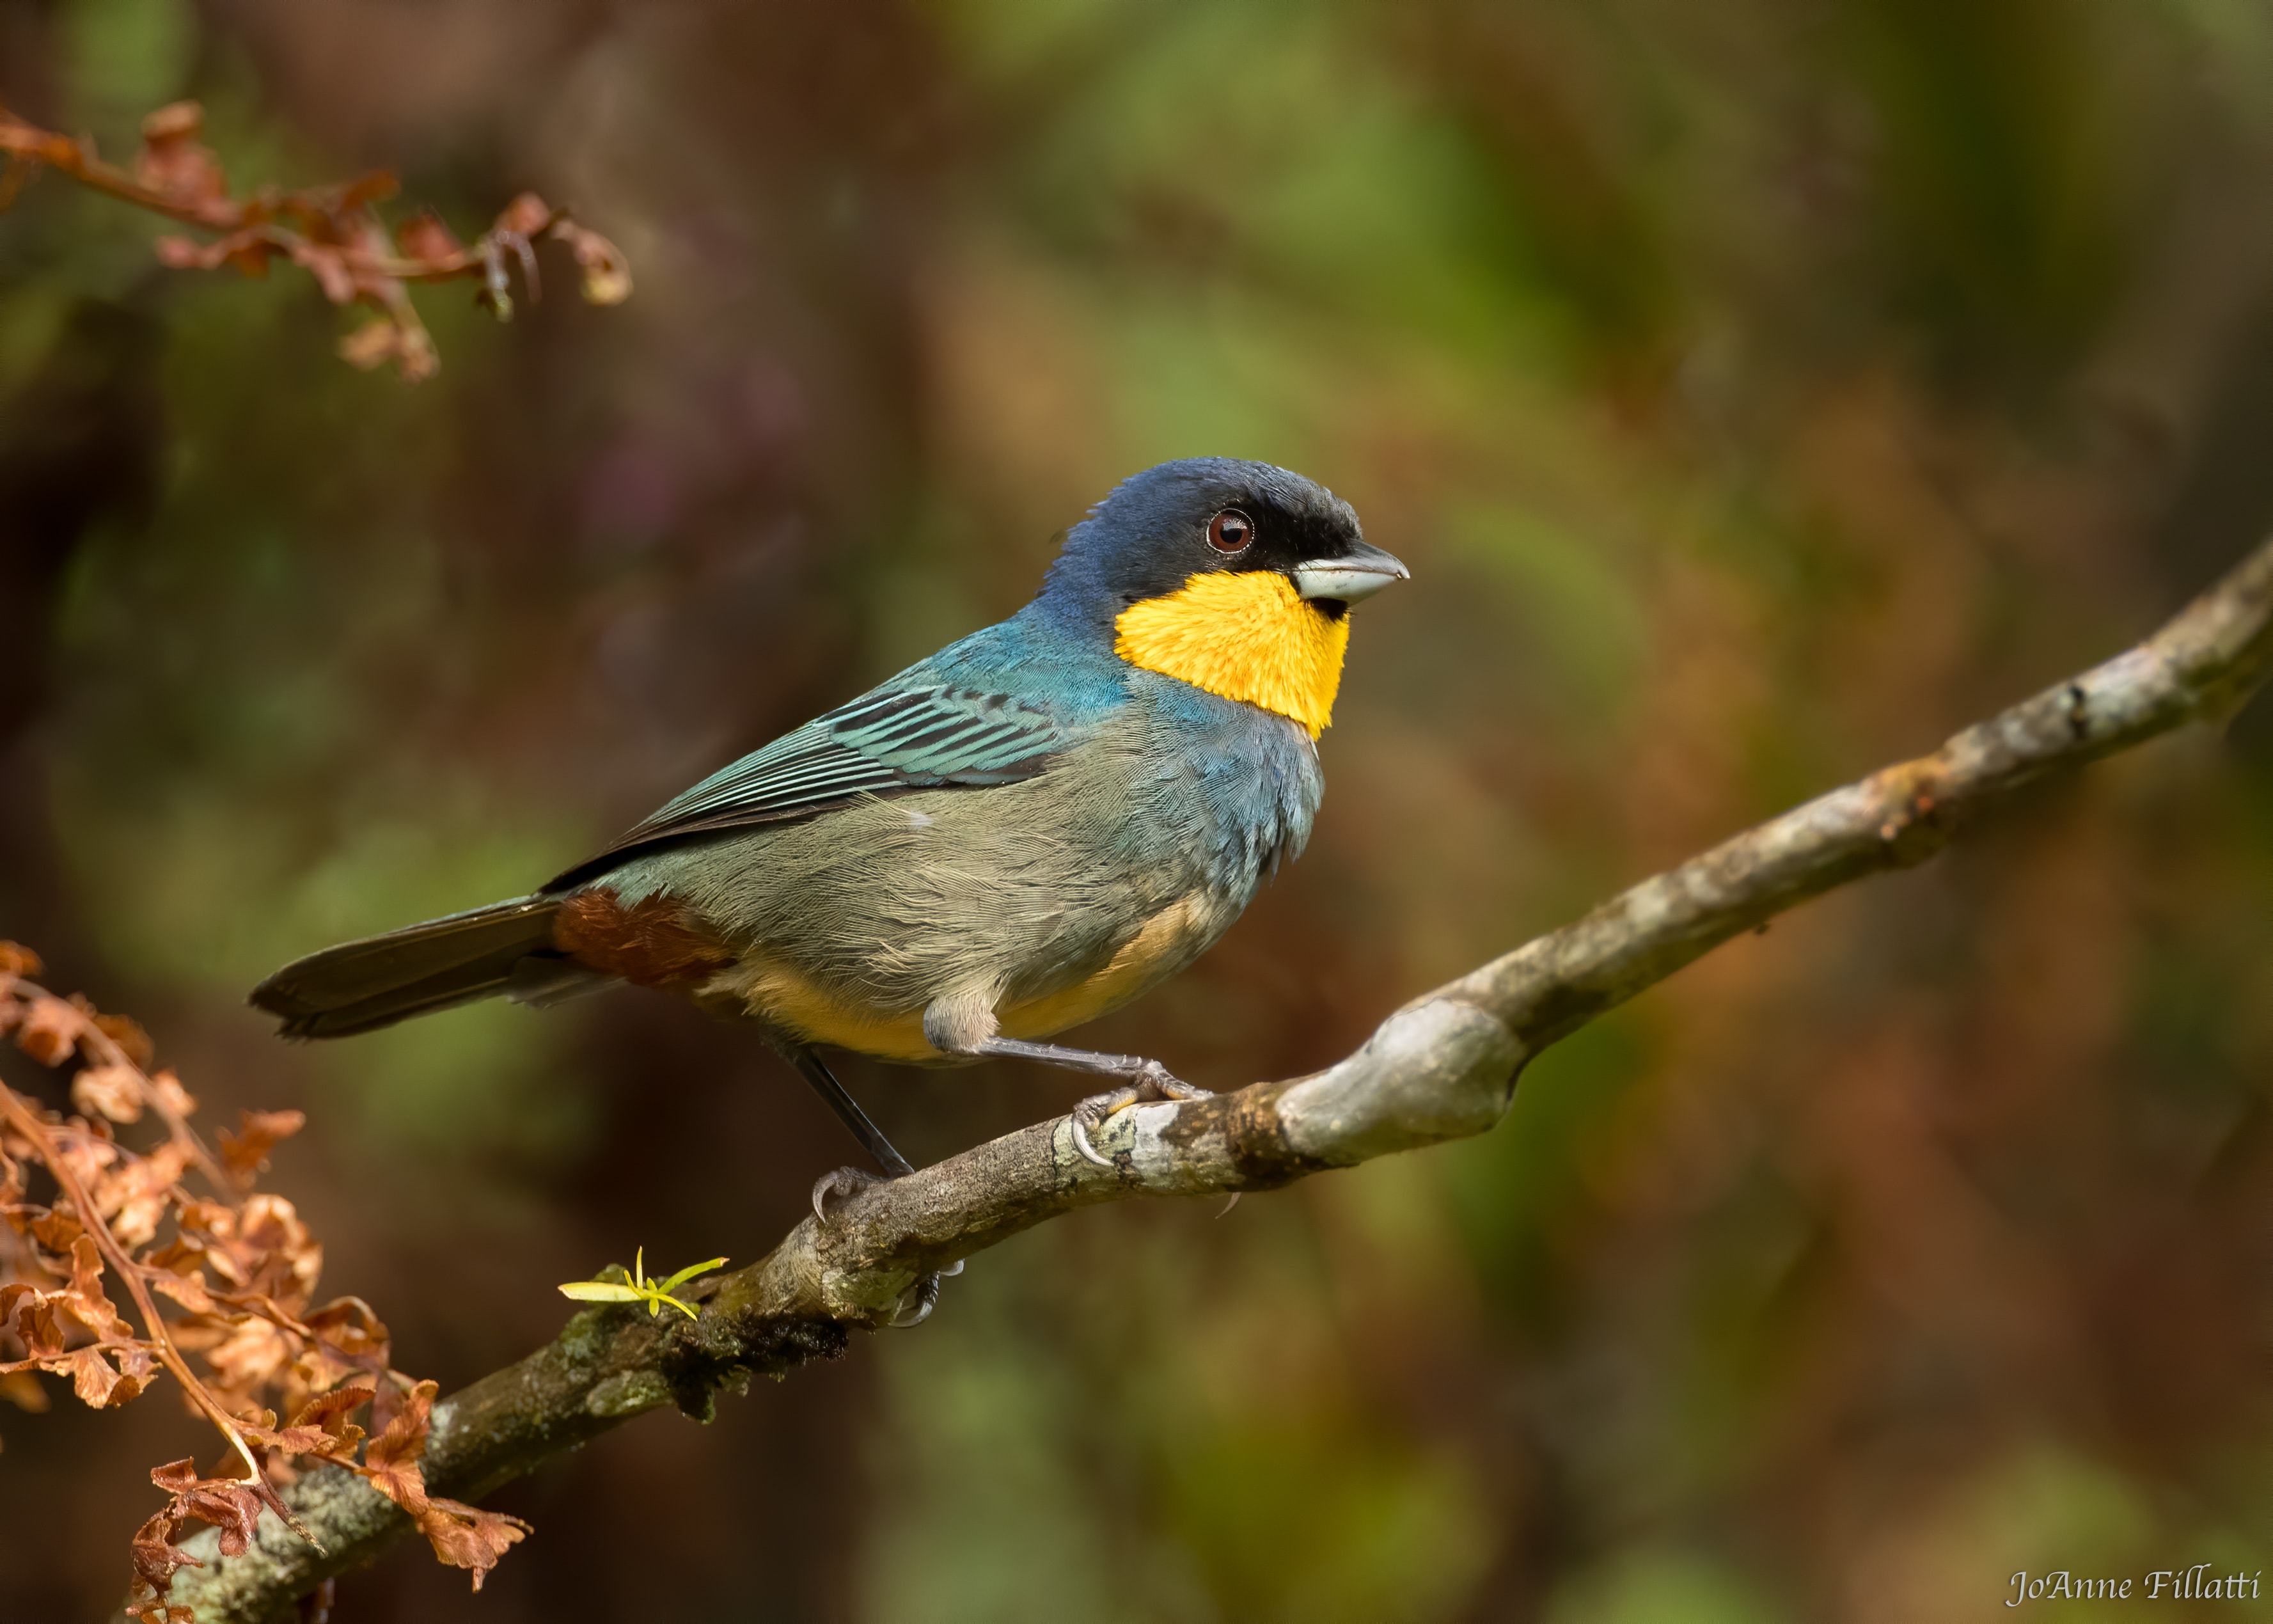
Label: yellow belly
xmin=998 ymin=895 xmax=1207 ymax=1039
xmin=718 ymin=896 xmax=1207 ymax=1062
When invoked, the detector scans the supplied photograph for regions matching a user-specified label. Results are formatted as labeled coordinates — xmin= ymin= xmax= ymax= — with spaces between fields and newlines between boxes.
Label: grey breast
xmin=605 ymin=683 xmax=1323 ymax=1015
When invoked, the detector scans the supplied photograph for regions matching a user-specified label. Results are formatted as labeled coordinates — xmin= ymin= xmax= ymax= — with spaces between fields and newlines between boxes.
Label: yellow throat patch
xmin=1113 ymin=570 xmax=1350 ymax=737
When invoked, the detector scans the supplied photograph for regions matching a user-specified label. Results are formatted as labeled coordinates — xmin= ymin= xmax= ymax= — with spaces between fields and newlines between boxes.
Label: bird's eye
xmin=1207 ymin=508 xmax=1255 ymax=554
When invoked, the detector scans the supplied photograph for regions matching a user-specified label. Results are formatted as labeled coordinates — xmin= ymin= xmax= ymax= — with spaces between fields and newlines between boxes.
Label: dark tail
xmin=249 ymin=896 xmax=567 ymax=1039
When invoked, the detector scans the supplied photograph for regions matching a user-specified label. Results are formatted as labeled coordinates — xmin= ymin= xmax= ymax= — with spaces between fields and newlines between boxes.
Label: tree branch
xmin=1 ymin=100 xmax=630 ymax=382
xmin=153 ymin=536 xmax=2273 ymax=1623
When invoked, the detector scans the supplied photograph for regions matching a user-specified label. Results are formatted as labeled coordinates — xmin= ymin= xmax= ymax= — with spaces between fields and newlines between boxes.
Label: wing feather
xmin=544 ymin=684 xmax=1068 ymax=888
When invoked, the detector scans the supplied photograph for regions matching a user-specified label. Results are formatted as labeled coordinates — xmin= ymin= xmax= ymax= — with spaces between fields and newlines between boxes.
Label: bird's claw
xmin=891 ymin=1271 xmax=941 ymax=1328
xmin=1069 ymin=1087 xmax=1140 ymax=1168
xmin=813 ymin=1169 xmax=962 ymax=1327
xmin=1068 ymin=1059 xmax=1213 ymax=1168
xmin=811 ymin=1165 xmax=882 ymax=1225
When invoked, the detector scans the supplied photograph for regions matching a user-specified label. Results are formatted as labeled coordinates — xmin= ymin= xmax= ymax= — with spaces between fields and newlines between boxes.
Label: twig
xmin=0 ymin=100 xmax=630 ymax=381
xmin=150 ymin=535 xmax=2273 ymax=1622
xmin=71 ymin=1013 xmax=235 ymax=1198
xmin=0 ymin=1089 xmax=306 ymax=1539
xmin=1 ymin=961 xmax=528 ymax=1613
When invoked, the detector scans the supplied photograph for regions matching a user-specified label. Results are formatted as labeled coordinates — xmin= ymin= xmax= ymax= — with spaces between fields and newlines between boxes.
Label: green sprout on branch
xmin=558 ymin=1247 xmax=729 ymax=1320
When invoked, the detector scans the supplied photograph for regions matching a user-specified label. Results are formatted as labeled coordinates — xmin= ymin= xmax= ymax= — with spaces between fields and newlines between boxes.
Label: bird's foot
xmin=808 ymin=1167 xmax=961 ymax=1328
xmin=810 ymin=1165 xmax=883 ymax=1224
xmin=892 ymin=1272 xmax=941 ymax=1328
xmin=961 ymin=1037 xmax=1212 ymax=1167
xmin=1069 ymin=1059 xmax=1213 ymax=1169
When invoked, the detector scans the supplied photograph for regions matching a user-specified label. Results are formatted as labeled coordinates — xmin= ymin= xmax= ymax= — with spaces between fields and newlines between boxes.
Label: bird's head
xmin=1037 ymin=459 xmax=1407 ymax=737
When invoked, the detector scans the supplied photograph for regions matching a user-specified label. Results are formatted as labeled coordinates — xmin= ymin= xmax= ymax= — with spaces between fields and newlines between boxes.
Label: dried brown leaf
xmin=201 ymin=1314 xmax=295 ymax=1399
xmin=150 ymin=1458 xmax=267 ymax=1557
xmin=93 ymin=1013 xmax=156 ymax=1068
xmin=148 ymin=1266 xmax=216 ymax=1316
xmin=416 ymin=1497 xmax=531 ymax=1590
xmin=161 ymin=1310 xmax=230 ymax=1354
xmin=352 ymin=1372 xmax=530 ymax=1585
xmin=553 ymin=219 xmax=633 ymax=306
xmin=302 ymin=1295 xmax=389 ymax=1359
xmin=28 ymin=1206 xmax=84 ymax=1250
xmin=283 ymin=1341 xmax=370 ymax=1412
xmin=217 ymin=1108 xmax=304 ymax=1181
xmin=123 ymin=1597 xmax=197 ymax=1624
xmin=291 ymin=241 xmax=358 ymax=305
xmin=141 ymin=1234 xmax=205 ymax=1273
xmin=52 ymin=1130 xmax=118 ymax=1197
xmin=292 ymin=1382 xmax=375 ymax=1435
xmin=337 ymin=315 xmax=438 ymax=381
xmin=0 ymin=948 xmax=530 ymax=1606
xmin=336 ymin=318 xmax=398 ymax=369
xmin=138 ymin=102 xmax=201 ymax=141
xmin=495 ymin=191 xmax=551 ymax=237
xmin=360 ymin=1375 xmax=437 ymax=1511
xmin=1 ymin=1280 xmax=49 ymax=1352
xmin=146 ymin=1069 xmax=196 ymax=1117
xmin=246 ymin=1381 xmax=372 ymax=1460
xmin=134 ymin=102 xmax=226 ymax=207
xmin=92 ymin=1139 xmax=193 ymax=1248
xmin=129 ymin=1502 xmax=205 ymax=1591
xmin=113 ymin=1339 xmax=157 ymax=1389
xmin=15 ymin=995 xmax=81 ymax=1065
xmin=72 ymin=1064 xmax=145 ymax=1124
xmin=64 ymin=1343 xmax=146 ymax=1408
xmin=337 ymin=170 xmax=399 ymax=212
xmin=63 ymin=1234 xmax=133 ymax=1340
xmin=8 ymin=1292 xmax=65 ymax=1359
xmin=231 ymin=1194 xmax=321 ymax=1305
xmin=175 ymin=1198 xmax=233 ymax=1240
xmin=396 ymin=210 xmax=461 ymax=262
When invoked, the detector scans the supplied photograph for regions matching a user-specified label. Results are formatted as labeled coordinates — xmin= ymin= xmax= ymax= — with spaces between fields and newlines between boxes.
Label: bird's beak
xmin=1292 ymin=539 xmax=1410 ymax=604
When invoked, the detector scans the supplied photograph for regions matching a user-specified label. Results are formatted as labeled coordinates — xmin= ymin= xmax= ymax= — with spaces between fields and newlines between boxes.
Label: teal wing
xmin=546 ymin=684 xmax=1068 ymax=888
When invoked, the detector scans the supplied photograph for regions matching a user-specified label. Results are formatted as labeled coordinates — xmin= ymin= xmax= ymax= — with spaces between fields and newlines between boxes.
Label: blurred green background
xmin=6 ymin=1 xmax=2273 ymax=1619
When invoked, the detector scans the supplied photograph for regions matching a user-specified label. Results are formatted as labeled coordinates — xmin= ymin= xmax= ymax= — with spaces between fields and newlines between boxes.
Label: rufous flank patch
xmin=553 ymin=891 xmax=734 ymax=987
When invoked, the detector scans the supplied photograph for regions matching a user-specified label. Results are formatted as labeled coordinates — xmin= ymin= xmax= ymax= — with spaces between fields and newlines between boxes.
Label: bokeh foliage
xmin=6 ymin=0 xmax=2273 ymax=1619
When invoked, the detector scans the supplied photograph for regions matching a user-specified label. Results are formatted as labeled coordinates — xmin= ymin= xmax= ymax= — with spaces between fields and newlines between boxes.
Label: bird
xmin=250 ymin=458 xmax=1406 ymax=1229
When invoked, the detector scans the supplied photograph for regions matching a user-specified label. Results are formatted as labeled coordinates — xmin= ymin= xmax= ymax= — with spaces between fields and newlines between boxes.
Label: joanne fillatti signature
xmin=2007 ymin=1566 xmax=2263 ymax=1605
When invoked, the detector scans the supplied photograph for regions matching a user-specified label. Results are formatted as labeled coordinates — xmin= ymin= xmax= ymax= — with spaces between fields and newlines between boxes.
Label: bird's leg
xmin=789 ymin=1047 xmax=952 ymax=1327
xmin=792 ymin=1046 xmax=915 ymax=1179
xmin=965 ymin=1036 xmax=1213 ymax=1170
